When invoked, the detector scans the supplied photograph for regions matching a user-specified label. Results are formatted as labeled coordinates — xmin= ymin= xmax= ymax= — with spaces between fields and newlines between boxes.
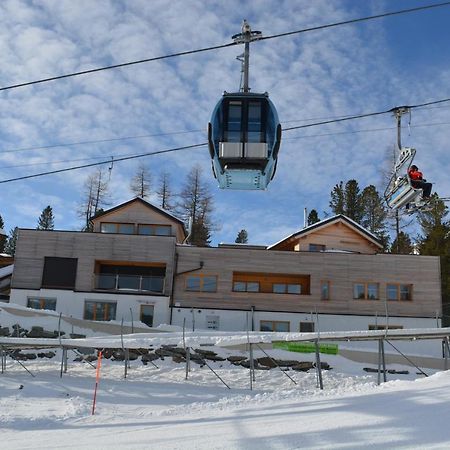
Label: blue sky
xmin=0 ymin=0 xmax=449 ymax=246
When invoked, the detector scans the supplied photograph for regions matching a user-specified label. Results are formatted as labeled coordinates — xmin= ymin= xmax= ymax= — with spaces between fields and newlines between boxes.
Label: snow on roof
xmin=0 ymin=264 xmax=13 ymax=279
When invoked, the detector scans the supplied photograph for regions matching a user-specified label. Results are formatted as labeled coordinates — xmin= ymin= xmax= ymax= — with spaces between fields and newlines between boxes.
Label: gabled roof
xmin=268 ymin=214 xmax=383 ymax=250
xmin=94 ymin=197 xmax=184 ymax=225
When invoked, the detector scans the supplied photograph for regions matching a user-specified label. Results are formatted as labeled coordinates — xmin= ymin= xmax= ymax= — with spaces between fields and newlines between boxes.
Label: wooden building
xmin=9 ymin=199 xmax=442 ymax=336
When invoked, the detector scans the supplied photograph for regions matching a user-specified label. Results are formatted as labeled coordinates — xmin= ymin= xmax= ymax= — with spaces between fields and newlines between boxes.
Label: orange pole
xmin=91 ymin=350 xmax=103 ymax=415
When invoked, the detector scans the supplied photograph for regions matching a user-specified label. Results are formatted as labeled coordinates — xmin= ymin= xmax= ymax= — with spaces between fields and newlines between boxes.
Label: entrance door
xmin=140 ymin=305 xmax=154 ymax=327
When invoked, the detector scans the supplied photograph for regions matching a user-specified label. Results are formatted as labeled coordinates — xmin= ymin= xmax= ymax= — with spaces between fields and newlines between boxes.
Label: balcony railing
xmin=94 ymin=274 xmax=165 ymax=293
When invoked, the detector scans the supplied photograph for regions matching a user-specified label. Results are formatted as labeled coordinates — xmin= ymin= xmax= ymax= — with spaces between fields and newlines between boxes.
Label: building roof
xmin=268 ymin=214 xmax=383 ymax=250
xmin=93 ymin=197 xmax=186 ymax=234
xmin=0 ymin=264 xmax=13 ymax=279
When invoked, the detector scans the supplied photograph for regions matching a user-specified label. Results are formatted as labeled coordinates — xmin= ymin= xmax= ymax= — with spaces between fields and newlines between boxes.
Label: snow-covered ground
xmin=1 ymin=345 xmax=450 ymax=450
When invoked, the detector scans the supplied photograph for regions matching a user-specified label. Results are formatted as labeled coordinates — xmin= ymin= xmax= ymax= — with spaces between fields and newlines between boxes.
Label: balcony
xmin=94 ymin=274 xmax=165 ymax=294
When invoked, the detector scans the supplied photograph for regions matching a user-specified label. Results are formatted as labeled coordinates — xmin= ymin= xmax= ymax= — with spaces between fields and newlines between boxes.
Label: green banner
xmin=273 ymin=341 xmax=338 ymax=355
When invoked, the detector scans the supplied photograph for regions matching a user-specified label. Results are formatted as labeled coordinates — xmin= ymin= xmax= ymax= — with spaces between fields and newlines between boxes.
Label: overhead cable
xmin=0 ymin=143 xmax=207 ymax=184
xmin=0 ymin=2 xmax=449 ymax=92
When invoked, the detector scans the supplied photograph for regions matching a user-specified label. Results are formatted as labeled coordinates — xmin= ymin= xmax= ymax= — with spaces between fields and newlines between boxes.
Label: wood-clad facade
xmin=173 ymin=246 xmax=441 ymax=318
xmin=8 ymin=200 xmax=442 ymax=332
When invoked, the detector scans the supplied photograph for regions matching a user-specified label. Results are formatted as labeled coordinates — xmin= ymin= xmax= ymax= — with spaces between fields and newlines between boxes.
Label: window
xmin=42 ymin=257 xmax=77 ymax=289
xmin=272 ymin=283 xmax=301 ymax=294
xmin=138 ymin=224 xmax=171 ymax=236
xmin=309 ymin=244 xmax=326 ymax=252
xmin=353 ymin=283 xmax=379 ymax=300
xmin=387 ymin=284 xmax=412 ymax=301
xmin=27 ymin=297 xmax=56 ymax=311
xmin=84 ymin=301 xmax=117 ymax=321
xmin=369 ymin=324 xmax=404 ymax=330
xmin=321 ymin=281 xmax=330 ymax=300
xmin=95 ymin=264 xmax=165 ymax=293
xmin=226 ymin=100 xmax=242 ymax=142
xmin=300 ymin=322 xmax=315 ymax=332
xmin=140 ymin=305 xmax=154 ymax=327
xmin=232 ymin=272 xmax=310 ymax=295
xmin=260 ymin=320 xmax=290 ymax=332
xmin=185 ymin=275 xmax=217 ymax=292
xmin=233 ymin=281 xmax=260 ymax=292
xmin=100 ymin=222 xmax=134 ymax=234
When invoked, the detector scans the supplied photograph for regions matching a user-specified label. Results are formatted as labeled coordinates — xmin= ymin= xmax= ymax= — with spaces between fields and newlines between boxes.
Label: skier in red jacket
xmin=408 ymin=165 xmax=432 ymax=199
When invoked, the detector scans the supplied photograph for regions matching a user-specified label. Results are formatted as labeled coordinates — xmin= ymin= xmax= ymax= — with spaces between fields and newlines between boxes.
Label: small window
xmin=387 ymin=284 xmax=412 ymax=301
xmin=309 ymin=244 xmax=326 ymax=252
xmin=273 ymin=283 xmax=286 ymax=294
xmin=138 ymin=224 xmax=171 ymax=236
xmin=287 ymin=284 xmax=301 ymax=294
xmin=233 ymin=281 xmax=246 ymax=292
xmin=186 ymin=275 xmax=217 ymax=292
xmin=387 ymin=284 xmax=398 ymax=301
xmin=273 ymin=283 xmax=301 ymax=294
xmin=100 ymin=222 xmax=134 ymax=234
xmin=369 ymin=324 xmax=404 ymax=330
xmin=353 ymin=283 xmax=379 ymax=300
xmin=27 ymin=297 xmax=56 ymax=311
xmin=300 ymin=322 xmax=315 ymax=333
xmin=321 ymin=281 xmax=330 ymax=300
xmin=260 ymin=320 xmax=290 ymax=332
xmin=353 ymin=284 xmax=365 ymax=299
xmin=100 ymin=223 xmax=117 ymax=233
xmin=367 ymin=283 xmax=379 ymax=300
xmin=84 ymin=301 xmax=117 ymax=321
xmin=233 ymin=281 xmax=260 ymax=292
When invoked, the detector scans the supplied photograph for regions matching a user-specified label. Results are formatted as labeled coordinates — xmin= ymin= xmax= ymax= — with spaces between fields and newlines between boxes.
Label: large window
xmin=42 ymin=257 xmax=77 ymax=289
xmin=185 ymin=275 xmax=217 ymax=292
xmin=353 ymin=283 xmax=379 ymax=300
xmin=387 ymin=284 xmax=412 ymax=301
xmin=232 ymin=272 xmax=310 ymax=295
xmin=138 ymin=224 xmax=171 ymax=236
xmin=100 ymin=222 xmax=134 ymax=234
xmin=84 ymin=301 xmax=117 ymax=321
xmin=260 ymin=320 xmax=290 ymax=332
xmin=95 ymin=263 xmax=165 ymax=293
xmin=27 ymin=297 xmax=56 ymax=311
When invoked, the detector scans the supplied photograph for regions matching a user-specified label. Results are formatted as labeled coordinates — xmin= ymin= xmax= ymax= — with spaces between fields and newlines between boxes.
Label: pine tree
xmin=130 ymin=162 xmax=152 ymax=198
xmin=307 ymin=210 xmax=320 ymax=226
xmin=360 ymin=185 xmax=389 ymax=249
xmin=389 ymin=231 xmax=413 ymax=254
xmin=235 ymin=229 xmax=249 ymax=243
xmin=157 ymin=172 xmax=174 ymax=211
xmin=329 ymin=180 xmax=364 ymax=222
xmin=417 ymin=195 xmax=450 ymax=325
xmin=329 ymin=181 xmax=345 ymax=215
xmin=4 ymin=227 xmax=18 ymax=256
xmin=177 ymin=165 xmax=215 ymax=246
xmin=344 ymin=180 xmax=363 ymax=222
xmin=0 ymin=214 xmax=6 ymax=253
xmin=37 ymin=205 xmax=55 ymax=230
